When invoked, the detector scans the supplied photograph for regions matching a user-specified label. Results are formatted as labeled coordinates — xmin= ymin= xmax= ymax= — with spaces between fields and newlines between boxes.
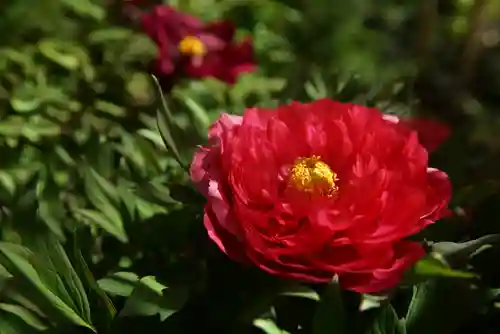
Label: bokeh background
xmin=1 ymin=0 xmax=500 ymax=333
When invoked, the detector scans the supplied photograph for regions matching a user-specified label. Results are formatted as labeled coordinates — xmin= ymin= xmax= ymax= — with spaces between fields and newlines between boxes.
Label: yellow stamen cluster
xmin=178 ymin=36 xmax=206 ymax=56
xmin=289 ymin=156 xmax=338 ymax=196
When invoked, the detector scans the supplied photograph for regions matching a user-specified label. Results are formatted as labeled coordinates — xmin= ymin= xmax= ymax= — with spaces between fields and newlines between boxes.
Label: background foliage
xmin=1 ymin=0 xmax=500 ymax=333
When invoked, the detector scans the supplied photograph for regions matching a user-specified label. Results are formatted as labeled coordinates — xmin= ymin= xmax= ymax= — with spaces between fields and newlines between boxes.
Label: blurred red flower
xmin=140 ymin=5 xmax=255 ymax=86
xmin=382 ymin=115 xmax=451 ymax=153
xmin=191 ymin=99 xmax=451 ymax=293
xmin=403 ymin=118 xmax=451 ymax=153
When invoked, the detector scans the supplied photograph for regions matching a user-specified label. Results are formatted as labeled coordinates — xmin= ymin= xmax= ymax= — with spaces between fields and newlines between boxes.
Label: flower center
xmin=289 ymin=156 xmax=338 ymax=196
xmin=178 ymin=36 xmax=206 ymax=56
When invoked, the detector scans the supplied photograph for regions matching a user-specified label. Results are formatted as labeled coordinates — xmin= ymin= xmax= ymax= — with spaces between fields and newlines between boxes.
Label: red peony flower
xmin=140 ymin=5 xmax=255 ymax=86
xmin=190 ymin=99 xmax=451 ymax=293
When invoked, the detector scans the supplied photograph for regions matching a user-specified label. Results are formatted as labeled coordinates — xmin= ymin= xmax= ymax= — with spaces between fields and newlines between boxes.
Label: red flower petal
xmin=338 ymin=241 xmax=425 ymax=293
xmin=205 ymin=20 xmax=236 ymax=42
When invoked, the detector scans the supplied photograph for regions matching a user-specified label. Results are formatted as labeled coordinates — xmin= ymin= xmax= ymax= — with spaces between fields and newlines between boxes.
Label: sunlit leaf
xmin=254 ymin=318 xmax=288 ymax=334
xmin=0 ymin=242 xmax=95 ymax=331
xmin=280 ymin=284 xmax=320 ymax=301
xmin=412 ymin=254 xmax=476 ymax=279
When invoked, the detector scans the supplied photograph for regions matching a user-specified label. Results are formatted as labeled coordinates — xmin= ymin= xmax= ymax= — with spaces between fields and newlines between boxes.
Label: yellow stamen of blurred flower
xmin=178 ymin=36 xmax=206 ymax=56
xmin=289 ymin=156 xmax=338 ymax=196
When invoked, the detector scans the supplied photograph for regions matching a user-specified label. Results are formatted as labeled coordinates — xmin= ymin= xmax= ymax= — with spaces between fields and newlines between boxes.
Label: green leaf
xmin=431 ymin=234 xmax=500 ymax=267
xmin=81 ymin=168 xmax=127 ymax=242
xmin=22 ymin=119 xmax=61 ymax=140
xmin=94 ymin=100 xmax=126 ymax=117
xmin=0 ymin=242 xmax=95 ymax=331
xmin=74 ymin=209 xmax=128 ymax=243
xmin=280 ymin=284 xmax=320 ymax=301
xmin=359 ymin=294 xmax=389 ymax=312
xmin=254 ymin=318 xmax=288 ymax=334
xmin=0 ymin=303 xmax=49 ymax=331
xmin=117 ymin=180 xmax=139 ymax=220
xmin=98 ymin=271 xmax=139 ymax=297
xmin=173 ymin=91 xmax=210 ymax=137
xmin=88 ymin=28 xmax=133 ymax=44
xmin=0 ymin=311 xmax=44 ymax=334
xmin=28 ymin=234 xmax=92 ymax=322
xmin=36 ymin=169 xmax=66 ymax=241
xmin=0 ymin=263 xmax=11 ymax=279
xmin=85 ymin=168 xmax=119 ymax=204
xmin=119 ymin=276 xmax=188 ymax=321
xmin=136 ymin=181 xmax=181 ymax=207
xmin=3 ymin=288 xmax=47 ymax=320
xmin=365 ymin=304 xmax=406 ymax=334
xmin=38 ymin=39 xmax=79 ymax=70
xmin=411 ymin=254 xmax=476 ymax=279
xmin=405 ymin=279 xmax=488 ymax=334
xmin=0 ymin=171 xmax=16 ymax=196
xmin=71 ymin=235 xmax=116 ymax=327
xmin=113 ymin=133 xmax=163 ymax=176
xmin=304 ymin=70 xmax=328 ymax=100
xmin=60 ymin=0 xmax=105 ymax=21
xmin=137 ymin=128 xmax=165 ymax=148
xmin=0 ymin=117 xmax=25 ymax=137
xmin=10 ymin=82 xmax=42 ymax=113
xmin=151 ymin=75 xmax=188 ymax=170
xmin=120 ymin=276 xmax=167 ymax=318
xmin=312 ymin=276 xmax=346 ymax=334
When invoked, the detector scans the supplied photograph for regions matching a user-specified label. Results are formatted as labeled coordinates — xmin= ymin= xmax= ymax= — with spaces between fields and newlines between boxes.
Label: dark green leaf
xmin=0 ymin=303 xmax=49 ymax=331
xmin=405 ymin=279 xmax=489 ymax=334
xmin=0 ymin=311 xmax=44 ymax=334
xmin=365 ymin=304 xmax=406 ymax=334
xmin=151 ymin=75 xmax=188 ymax=170
xmin=119 ymin=276 xmax=188 ymax=321
xmin=71 ymin=236 xmax=116 ymax=326
xmin=36 ymin=168 xmax=66 ymax=241
xmin=431 ymin=234 xmax=500 ymax=267
xmin=312 ymin=276 xmax=345 ymax=334
xmin=136 ymin=181 xmax=181 ymax=207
